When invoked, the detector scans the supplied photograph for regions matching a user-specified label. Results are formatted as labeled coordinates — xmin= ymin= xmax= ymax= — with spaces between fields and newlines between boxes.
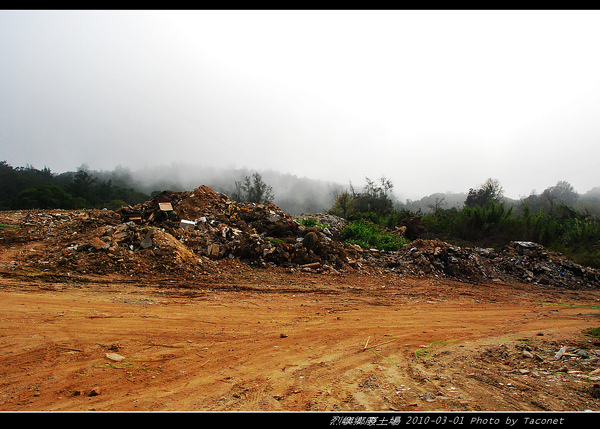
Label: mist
xmin=92 ymin=162 xmax=346 ymax=215
xmin=2 ymin=10 xmax=600 ymax=203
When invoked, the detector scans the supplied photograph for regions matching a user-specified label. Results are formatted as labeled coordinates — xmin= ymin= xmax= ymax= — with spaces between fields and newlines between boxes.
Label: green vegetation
xmin=584 ymin=327 xmax=600 ymax=338
xmin=0 ymin=161 xmax=148 ymax=210
xmin=230 ymin=172 xmax=274 ymax=204
xmin=327 ymin=176 xmax=414 ymax=251
xmin=328 ymin=176 xmax=395 ymax=219
xmin=297 ymin=217 xmax=328 ymax=229
xmin=420 ymin=179 xmax=600 ymax=268
xmin=326 ymin=176 xmax=599 ymax=267
xmin=538 ymin=301 xmax=600 ymax=310
xmin=341 ymin=220 xmax=409 ymax=251
xmin=422 ymin=202 xmax=600 ymax=267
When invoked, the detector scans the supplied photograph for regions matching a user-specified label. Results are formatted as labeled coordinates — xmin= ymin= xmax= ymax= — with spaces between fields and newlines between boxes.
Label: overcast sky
xmin=1 ymin=10 xmax=599 ymax=200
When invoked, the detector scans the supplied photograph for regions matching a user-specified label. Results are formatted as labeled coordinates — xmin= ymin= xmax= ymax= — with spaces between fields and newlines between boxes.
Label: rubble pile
xmin=2 ymin=185 xmax=599 ymax=289
xmin=381 ymin=239 xmax=600 ymax=289
xmin=498 ymin=241 xmax=600 ymax=289
xmin=5 ymin=209 xmax=203 ymax=276
xmin=6 ymin=186 xmax=358 ymax=276
xmin=476 ymin=340 xmax=600 ymax=397
xmin=382 ymin=239 xmax=506 ymax=283
xmin=294 ymin=213 xmax=348 ymax=238
xmin=122 ymin=187 xmax=357 ymax=271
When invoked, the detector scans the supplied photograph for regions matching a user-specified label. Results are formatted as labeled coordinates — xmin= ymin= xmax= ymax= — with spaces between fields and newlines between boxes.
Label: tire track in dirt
xmin=1 ymin=272 xmax=599 ymax=411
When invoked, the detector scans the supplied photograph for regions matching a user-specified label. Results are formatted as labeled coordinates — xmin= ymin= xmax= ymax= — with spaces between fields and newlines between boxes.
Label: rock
xmin=300 ymin=262 xmax=321 ymax=270
xmin=140 ymin=236 xmax=153 ymax=249
xmin=302 ymin=231 xmax=319 ymax=250
xmin=207 ymin=243 xmax=220 ymax=259
xmin=421 ymin=391 xmax=437 ymax=402
xmin=89 ymin=237 xmax=110 ymax=250
xmin=105 ymin=352 xmax=126 ymax=362
xmin=88 ymin=386 xmax=102 ymax=397
xmin=522 ymin=350 xmax=534 ymax=359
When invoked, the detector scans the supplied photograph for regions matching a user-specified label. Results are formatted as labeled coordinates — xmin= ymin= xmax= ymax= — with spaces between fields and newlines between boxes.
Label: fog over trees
xmin=2 ymin=160 xmax=600 ymax=218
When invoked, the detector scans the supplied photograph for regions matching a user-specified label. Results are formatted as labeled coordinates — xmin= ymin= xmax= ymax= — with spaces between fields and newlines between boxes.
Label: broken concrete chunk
xmin=89 ymin=237 xmax=110 ymax=250
xmin=207 ymin=243 xmax=220 ymax=259
xmin=140 ymin=237 xmax=153 ymax=249
xmin=112 ymin=231 xmax=129 ymax=241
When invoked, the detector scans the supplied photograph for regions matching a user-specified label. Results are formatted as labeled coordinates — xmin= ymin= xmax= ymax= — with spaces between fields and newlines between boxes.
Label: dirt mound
xmin=119 ymin=185 xmax=230 ymax=224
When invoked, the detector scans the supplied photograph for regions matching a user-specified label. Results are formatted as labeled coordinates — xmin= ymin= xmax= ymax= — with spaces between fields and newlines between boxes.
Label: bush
xmin=15 ymin=185 xmax=81 ymax=209
xmin=297 ymin=217 xmax=327 ymax=229
xmin=341 ymin=220 xmax=409 ymax=251
xmin=422 ymin=202 xmax=600 ymax=268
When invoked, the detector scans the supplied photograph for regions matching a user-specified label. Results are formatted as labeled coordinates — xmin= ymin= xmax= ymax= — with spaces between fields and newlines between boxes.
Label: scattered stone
xmin=88 ymin=386 xmax=101 ymax=397
xmin=89 ymin=237 xmax=109 ymax=250
xmin=105 ymin=352 xmax=126 ymax=362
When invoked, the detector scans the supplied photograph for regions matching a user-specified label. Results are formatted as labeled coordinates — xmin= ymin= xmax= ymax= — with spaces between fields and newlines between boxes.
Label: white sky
xmin=1 ymin=9 xmax=599 ymax=200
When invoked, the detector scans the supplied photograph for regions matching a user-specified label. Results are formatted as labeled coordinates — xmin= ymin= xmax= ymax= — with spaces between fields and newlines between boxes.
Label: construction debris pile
xmin=1 ymin=185 xmax=599 ymax=289
xmin=4 ymin=186 xmax=358 ymax=276
xmin=381 ymin=239 xmax=600 ymax=289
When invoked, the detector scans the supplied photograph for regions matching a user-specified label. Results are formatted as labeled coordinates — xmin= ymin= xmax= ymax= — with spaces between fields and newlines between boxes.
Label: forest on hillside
xmin=0 ymin=161 xmax=348 ymax=215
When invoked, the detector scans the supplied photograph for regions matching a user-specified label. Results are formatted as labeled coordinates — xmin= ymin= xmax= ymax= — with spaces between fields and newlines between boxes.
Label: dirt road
xmin=1 ymin=266 xmax=599 ymax=412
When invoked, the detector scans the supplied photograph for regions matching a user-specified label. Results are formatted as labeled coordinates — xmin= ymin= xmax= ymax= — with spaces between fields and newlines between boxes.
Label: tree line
xmin=0 ymin=161 xmax=148 ymax=210
xmin=327 ymin=176 xmax=600 ymax=268
xmin=0 ymin=161 xmax=280 ymax=211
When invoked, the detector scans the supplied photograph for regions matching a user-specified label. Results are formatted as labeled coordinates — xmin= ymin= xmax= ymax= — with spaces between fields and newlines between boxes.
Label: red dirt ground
xmin=1 ymin=265 xmax=599 ymax=412
xmin=1 ymin=208 xmax=599 ymax=413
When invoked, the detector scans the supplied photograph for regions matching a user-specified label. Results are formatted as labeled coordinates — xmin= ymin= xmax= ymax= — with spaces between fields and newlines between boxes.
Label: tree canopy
xmin=231 ymin=172 xmax=274 ymax=204
xmin=465 ymin=178 xmax=505 ymax=208
xmin=0 ymin=161 xmax=148 ymax=210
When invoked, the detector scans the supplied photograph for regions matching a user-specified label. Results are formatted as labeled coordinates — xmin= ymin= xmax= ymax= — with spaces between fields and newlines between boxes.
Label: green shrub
xmin=341 ymin=220 xmax=409 ymax=251
xmin=297 ymin=217 xmax=327 ymax=229
xmin=422 ymin=202 xmax=600 ymax=268
xmin=584 ymin=327 xmax=600 ymax=338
